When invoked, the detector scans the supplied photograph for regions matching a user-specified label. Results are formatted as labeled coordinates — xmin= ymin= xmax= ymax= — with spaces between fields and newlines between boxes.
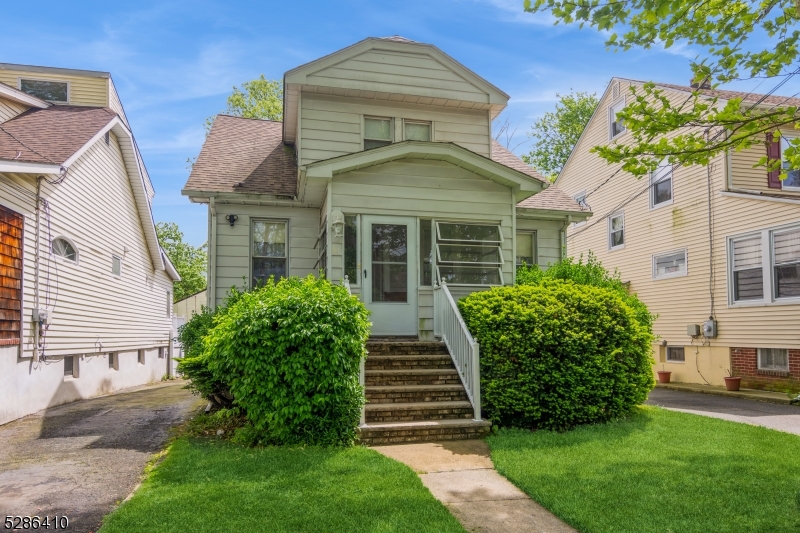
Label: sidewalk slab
xmin=656 ymin=382 xmax=795 ymax=405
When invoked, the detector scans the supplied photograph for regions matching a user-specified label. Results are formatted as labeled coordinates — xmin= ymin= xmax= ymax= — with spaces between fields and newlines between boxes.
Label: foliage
xmin=203 ymin=275 xmax=370 ymax=446
xmin=155 ymin=222 xmax=207 ymax=302
xmin=516 ymin=252 xmax=654 ymax=332
xmin=459 ymin=279 xmax=654 ymax=430
xmin=489 ymin=406 xmax=800 ymax=533
xmin=205 ymin=75 xmax=283 ymax=133
xmin=98 ymin=439 xmax=466 ymax=533
xmin=521 ymin=91 xmax=599 ymax=180
xmin=524 ymin=0 xmax=800 ymax=178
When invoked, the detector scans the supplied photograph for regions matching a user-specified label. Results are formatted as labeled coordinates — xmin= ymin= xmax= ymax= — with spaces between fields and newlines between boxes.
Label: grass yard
xmin=488 ymin=406 xmax=800 ymax=533
xmin=99 ymin=438 xmax=465 ymax=533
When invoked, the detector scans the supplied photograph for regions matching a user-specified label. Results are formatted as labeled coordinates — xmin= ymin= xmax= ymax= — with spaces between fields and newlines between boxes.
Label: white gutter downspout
xmin=561 ymin=215 xmax=572 ymax=259
xmin=209 ymin=196 xmax=217 ymax=310
xmin=511 ymin=188 xmax=517 ymax=284
xmin=33 ymin=177 xmax=42 ymax=361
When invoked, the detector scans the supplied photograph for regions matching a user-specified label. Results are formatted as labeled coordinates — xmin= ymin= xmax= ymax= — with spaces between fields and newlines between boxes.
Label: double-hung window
xmin=364 ymin=117 xmax=392 ymax=150
xmin=731 ymin=236 xmax=764 ymax=301
xmin=404 ymin=120 xmax=431 ymax=141
xmin=728 ymin=225 xmax=800 ymax=304
xmin=773 ymin=228 xmax=800 ymax=299
xmin=608 ymin=99 xmax=626 ymax=139
xmin=516 ymin=232 xmax=537 ymax=266
xmin=435 ymin=222 xmax=503 ymax=285
xmin=653 ymin=249 xmax=687 ymax=279
xmin=252 ymin=220 xmax=287 ymax=286
xmin=650 ymin=159 xmax=673 ymax=207
xmin=608 ymin=213 xmax=624 ymax=250
xmin=780 ymin=134 xmax=800 ymax=190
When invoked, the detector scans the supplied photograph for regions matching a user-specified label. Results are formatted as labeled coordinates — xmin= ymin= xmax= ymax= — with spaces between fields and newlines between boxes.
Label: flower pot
xmin=657 ymin=371 xmax=671 ymax=384
xmin=724 ymin=376 xmax=742 ymax=391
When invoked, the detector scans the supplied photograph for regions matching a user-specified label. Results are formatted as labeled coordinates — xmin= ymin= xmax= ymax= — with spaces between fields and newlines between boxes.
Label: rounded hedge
xmin=458 ymin=279 xmax=654 ymax=430
xmin=203 ymin=275 xmax=370 ymax=446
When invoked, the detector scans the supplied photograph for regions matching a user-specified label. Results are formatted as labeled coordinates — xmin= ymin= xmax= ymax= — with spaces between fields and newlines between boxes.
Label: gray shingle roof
xmin=490 ymin=141 xmax=547 ymax=183
xmin=184 ymin=115 xmax=298 ymax=197
xmin=517 ymin=185 xmax=587 ymax=212
xmin=651 ymin=81 xmax=800 ymax=108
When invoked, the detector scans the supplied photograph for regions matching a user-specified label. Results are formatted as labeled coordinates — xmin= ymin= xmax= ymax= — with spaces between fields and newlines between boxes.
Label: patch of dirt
xmin=0 ymin=381 xmax=203 ymax=532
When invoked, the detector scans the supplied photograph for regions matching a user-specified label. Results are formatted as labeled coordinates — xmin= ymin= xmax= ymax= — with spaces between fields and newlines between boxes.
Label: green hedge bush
xmin=459 ymin=279 xmax=654 ymax=430
xmin=204 ymin=275 xmax=370 ymax=446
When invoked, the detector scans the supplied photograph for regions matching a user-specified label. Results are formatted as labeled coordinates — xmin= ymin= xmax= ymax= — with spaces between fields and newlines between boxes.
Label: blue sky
xmin=2 ymin=0 xmax=792 ymax=245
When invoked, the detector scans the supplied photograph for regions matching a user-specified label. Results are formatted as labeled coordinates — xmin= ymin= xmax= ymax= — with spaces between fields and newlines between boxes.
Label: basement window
xmin=758 ymin=348 xmax=788 ymax=372
xmin=64 ymin=356 xmax=74 ymax=377
xmin=666 ymin=347 xmax=685 ymax=362
xmin=138 ymin=349 xmax=145 ymax=365
xmin=19 ymin=78 xmax=69 ymax=103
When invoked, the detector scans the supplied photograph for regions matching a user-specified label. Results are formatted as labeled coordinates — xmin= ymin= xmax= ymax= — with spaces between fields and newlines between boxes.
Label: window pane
xmin=759 ymin=348 xmax=788 ymax=371
xmin=785 ymin=169 xmax=800 ymax=188
xmin=20 ymin=79 xmax=68 ymax=102
xmin=438 ymin=266 xmax=501 ymax=285
xmin=775 ymin=263 xmax=800 ymax=298
xmin=610 ymin=230 xmax=624 ymax=248
xmin=371 ymin=224 xmax=407 ymax=302
xmin=437 ymin=223 xmax=501 ymax=242
xmin=733 ymin=237 xmax=762 ymax=269
xmin=405 ymin=122 xmax=431 ymax=141
xmin=252 ymin=257 xmax=286 ymax=286
xmin=516 ymin=233 xmax=533 ymax=266
xmin=420 ymin=219 xmax=432 ymax=286
xmin=364 ymin=139 xmax=391 ymax=150
xmin=610 ymin=215 xmax=624 ymax=248
xmin=734 ymin=268 xmax=764 ymax=300
xmin=610 ymin=101 xmax=626 ymax=137
xmin=112 ymin=256 xmax=121 ymax=276
xmin=774 ymin=230 xmax=800 ymax=265
xmin=64 ymin=356 xmax=73 ymax=377
xmin=438 ymin=244 xmax=501 ymax=264
xmin=52 ymin=238 xmax=76 ymax=261
xmin=372 ymin=224 xmax=407 ymax=262
xmin=611 ymin=215 xmax=623 ymax=231
xmin=654 ymin=251 xmax=686 ymax=277
xmin=253 ymin=222 xmax=286 ymax=257
xmin=653 ymin=178 xmax=672 ymax=205
xmin=344 ymin=216 xmax=358 ymax=283
xmin=667 ymin=347 xmax=685 ymax=362
xmin=365 ymin=118 xmax=391 ymax=140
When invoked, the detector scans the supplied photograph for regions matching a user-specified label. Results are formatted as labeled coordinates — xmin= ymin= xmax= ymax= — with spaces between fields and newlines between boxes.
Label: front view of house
xmin=184 ymin=36 xmax=587 ymax=341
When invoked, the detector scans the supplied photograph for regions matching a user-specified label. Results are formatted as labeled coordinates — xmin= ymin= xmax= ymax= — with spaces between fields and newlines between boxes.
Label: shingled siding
xmin=0 ymin=204 xmax=22 ymax=344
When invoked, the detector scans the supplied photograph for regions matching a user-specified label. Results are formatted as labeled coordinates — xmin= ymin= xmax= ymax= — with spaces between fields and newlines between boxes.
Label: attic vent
xmin=612 ymin=83 xmax=620 ymax=99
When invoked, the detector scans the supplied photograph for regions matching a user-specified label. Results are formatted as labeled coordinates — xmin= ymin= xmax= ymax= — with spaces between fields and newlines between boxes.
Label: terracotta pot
xmin=724 ymin=376 xmax=742 ymax=391
xmin=657 ymin=371 xmax=671 ymax=384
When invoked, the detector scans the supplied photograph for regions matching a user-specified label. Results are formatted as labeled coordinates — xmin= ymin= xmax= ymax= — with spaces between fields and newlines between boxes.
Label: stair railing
xmin=433 ymin=281 xmax=481 ymax=420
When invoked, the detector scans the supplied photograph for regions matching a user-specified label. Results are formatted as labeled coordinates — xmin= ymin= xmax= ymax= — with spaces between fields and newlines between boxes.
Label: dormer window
xmin=19 ymin=78 xmax=69 ymax=103
xmin=608 ymin=98 xmax=626 ymax=140
xmin=404 ymin=120 xmax=431 ymax=142
xmin=364 ymin=117 xmax=392 ymax=150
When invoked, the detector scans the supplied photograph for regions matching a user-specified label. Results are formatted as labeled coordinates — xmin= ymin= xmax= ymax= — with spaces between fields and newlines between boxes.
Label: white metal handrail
xmin=434 ymin=281 xmax=481 ymax=420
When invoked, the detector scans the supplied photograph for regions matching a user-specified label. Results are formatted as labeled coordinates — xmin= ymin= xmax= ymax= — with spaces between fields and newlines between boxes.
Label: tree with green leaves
xmin=205 ymin=75 xmax=283 ymax=133
xmin=522 ymin=91 xmax=599 ymax=181
xmin=156 ymin=222 xmax=207 ymax=302
xmin=525 ymin=0 xmax=800 ymax=179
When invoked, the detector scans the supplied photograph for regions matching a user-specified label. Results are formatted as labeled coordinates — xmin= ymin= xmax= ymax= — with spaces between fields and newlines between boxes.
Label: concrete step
xmin=365 ymin=354 xmax=455 ymax=371
xmin=365 ymin=385 xmax=470 ymax=404
xmin=366 ymin=341 xmax=449 ymax=356
xmin=358 ymin=418 xmax=492 ymax=445
xmin=365 ymin=369 xmax=462 ymax=387
xmin=365 ymin=401 xmax=474 ymax=423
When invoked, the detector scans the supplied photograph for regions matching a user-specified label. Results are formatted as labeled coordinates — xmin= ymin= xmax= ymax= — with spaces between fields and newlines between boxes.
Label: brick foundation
xmin=730 ymin=347 xmax=800 ymax=392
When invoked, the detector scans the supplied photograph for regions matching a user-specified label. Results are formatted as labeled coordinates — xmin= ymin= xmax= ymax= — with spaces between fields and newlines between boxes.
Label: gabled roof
xmin=183 ymin=115 xmax=297 ymax=197
xmin=491 ymin=141 xmax=546 ymax=183
xmin=516 ymin=185 xmax=588 ymax=214
xmin=0 ymin=81 xmax=50 ymax=109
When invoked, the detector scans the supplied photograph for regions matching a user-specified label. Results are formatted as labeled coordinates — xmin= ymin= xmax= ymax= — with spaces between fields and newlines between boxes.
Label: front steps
xmin=358 ymin=339 xmax=490 ymax=445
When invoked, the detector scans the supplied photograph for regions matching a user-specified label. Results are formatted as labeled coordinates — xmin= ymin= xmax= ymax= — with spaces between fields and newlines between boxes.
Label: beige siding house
xmin=557 ymin=78 xmax=800 ymax=391
xmin=0 ymin=64 xmax=179 ymax=425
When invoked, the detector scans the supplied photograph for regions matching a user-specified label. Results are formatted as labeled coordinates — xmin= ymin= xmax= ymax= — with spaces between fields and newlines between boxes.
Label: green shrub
xmin=459 ymin=280 xmax=655 ymax=430
xmin=204 ymin=275 xmax=370 ymax=446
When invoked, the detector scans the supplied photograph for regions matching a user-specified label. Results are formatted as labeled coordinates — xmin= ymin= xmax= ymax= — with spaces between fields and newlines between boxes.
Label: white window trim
xmin=652 ymin=248 xmax=688 ymax=280
xmin=18 ymin=77 xmax=70 ymax=104
xmin=402 ymin=119 xmax=433 ymax=142
xmin=433 ymin=220 xmax=505 ymax=286
xmin=726 ymin=222 xmax=800 ymax=308
xmin=572 ymin=191 xmax=587 ymax=227
xmin=251 ymin=218 xmax=289 ymax=286
xmin=649 ymin=161 xmax=674 ymax=210
xmin=111 ymin=254 xmax=123 ymax=277
xmin=608 ymin=212 xmax=625 ymax=251
xmin=436 ymin=243 xmax=504 ymax=265
xmin=608 ymin=97 xmax=626 ymax=141
xmin=757 ymin=347 xmax=789 ymax=372
xmin=363 ymin=116 xmax=393 ymax=150
xmin=780 ymin=131 xmax=800 ymax=192
xmin=52 ymin=235 xmax=79 ymax=264
xmin=435 ymin=265 xmax=505 ymax=287
xmin=435 ymin=221 xmax=504 ymax=244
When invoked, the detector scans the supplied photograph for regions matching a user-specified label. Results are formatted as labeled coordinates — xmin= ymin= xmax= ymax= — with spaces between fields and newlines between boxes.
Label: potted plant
xmin=723 ymin=369 xmax=741 ymax=391
xmin=657 ymin=365 xmax=671 ymax=384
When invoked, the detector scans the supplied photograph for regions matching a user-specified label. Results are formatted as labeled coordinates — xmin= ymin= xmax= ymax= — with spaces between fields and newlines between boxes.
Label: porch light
xmin=331 ymin=210 xmax=345 ymax=238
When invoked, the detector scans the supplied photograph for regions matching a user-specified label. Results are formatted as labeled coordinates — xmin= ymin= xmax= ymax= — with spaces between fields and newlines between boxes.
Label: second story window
xmin=608 ymin=98 xmax=626 ymax=140
xmin=608 ymin=213 xmax=624 ymax=250
xmin=780 ymin=134 xmax=800 ymax=190
xmin=364 ymin=117 xmax=392 ymax=150
xmin=650 ymin=159 xmax=673 ymax=208
xmin=404 ymin=120 xmax=431 ymax=142
xmin=20 ymin=78 xmax=69 ymax=103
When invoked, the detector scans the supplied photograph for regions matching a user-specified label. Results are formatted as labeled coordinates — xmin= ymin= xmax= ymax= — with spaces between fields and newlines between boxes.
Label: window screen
xmin=435 ymin=222 xmax=503 ymax=285
xmin=253 ymin=220 xmax=287 ymax=285
xmin=364 ymin=117 xmax=392 ymax=150
xmin=653 ymin=250 xmax=687 ymax=278
xmin=773 ymin=229 xmax=800 ymax=299
xmin=20 ymin=79 xmax=68 ymax=103
xmin=758 ymin=348 xmax=789 ymax=371
xmin=732 ymin=236 xmax=763 ymax=301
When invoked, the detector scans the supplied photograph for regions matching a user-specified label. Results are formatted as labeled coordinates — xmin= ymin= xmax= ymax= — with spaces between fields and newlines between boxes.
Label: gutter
xmin=720 ymin=190 xmax=800 ymax=205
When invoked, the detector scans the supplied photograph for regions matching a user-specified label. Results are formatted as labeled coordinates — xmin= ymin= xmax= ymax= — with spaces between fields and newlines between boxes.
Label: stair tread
xmin=365 ymin=368 xmax=459 ymax=375
xmin=360 ymin=418 xmax=491 ymax=430
xmin=367 ymin=354 xmax=451 ymax=360
xmin=366 ymin=384 xmax=466 ymax=391
xmin=365 ymin=401 xmax=472 ymax=411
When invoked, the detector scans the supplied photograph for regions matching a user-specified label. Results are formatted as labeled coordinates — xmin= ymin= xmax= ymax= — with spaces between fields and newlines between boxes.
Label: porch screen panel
xmin=0 ymin=205 xmax=22 ymax=344
xmin=435 ymin=222 xmax=503 ymax=285
xmin=252 ymin=220 xmax=287 ymax=286
xmin=371 ymin=224 xmax=408 ymax=302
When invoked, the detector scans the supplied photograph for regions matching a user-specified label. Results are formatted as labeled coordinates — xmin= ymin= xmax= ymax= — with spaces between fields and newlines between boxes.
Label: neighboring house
xmin=183 ymin=36 xmax=589 ymax=341
xmin=0 ymin=64 xmax=180 ymax=425
xmin=557 ymin=77 xmax=800 ymax=391
xmin=173 ymin=289 xmax=207 ymax=321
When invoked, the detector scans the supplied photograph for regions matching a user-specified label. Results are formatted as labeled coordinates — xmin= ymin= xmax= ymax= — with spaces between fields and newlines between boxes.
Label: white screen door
xmin=362 ymin=215 xmax=418 ymax=336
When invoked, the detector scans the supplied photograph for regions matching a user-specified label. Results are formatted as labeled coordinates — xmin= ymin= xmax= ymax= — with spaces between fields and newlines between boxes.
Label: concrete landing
xmin=374 ymin=440 xmax=577 ymax=533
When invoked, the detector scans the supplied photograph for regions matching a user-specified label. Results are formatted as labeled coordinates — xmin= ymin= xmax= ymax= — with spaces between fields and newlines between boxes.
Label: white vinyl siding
xmin=0 ymin=96 xmax=28 ymax=123
xmin=0 ymin=69 xmax=109 ymax=108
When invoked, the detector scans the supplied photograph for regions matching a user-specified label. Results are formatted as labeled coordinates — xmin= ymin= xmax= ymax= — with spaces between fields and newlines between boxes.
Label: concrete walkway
xmin=647 ymin=388 xmax=800 ymax=436
xmin=374 ymin=440 xmax=576 ymax=533
xmin=0 ymin=380 xmax=201 ymax=533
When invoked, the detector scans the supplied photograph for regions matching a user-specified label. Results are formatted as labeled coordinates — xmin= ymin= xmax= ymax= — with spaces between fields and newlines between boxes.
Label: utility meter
xmin=703 ymin=319 xmax=717 ymax=338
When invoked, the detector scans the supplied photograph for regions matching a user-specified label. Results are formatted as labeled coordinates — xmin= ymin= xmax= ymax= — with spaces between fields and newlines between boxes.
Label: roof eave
xmin=516 ymin=206 xmax=592 ymax=220
xmin=0 ymin=160 xmax=61 ymax=174
xmin=0 ymin=83 xmax=50 ymax=108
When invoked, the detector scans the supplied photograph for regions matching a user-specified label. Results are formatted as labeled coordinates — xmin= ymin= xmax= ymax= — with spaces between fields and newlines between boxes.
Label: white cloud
xmin=470 ymin=0 xmax=557 ymax=25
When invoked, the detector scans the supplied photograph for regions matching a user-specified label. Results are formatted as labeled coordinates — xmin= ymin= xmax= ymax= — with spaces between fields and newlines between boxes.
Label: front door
xmin=362 ymin=216 xmax=418 ymax=336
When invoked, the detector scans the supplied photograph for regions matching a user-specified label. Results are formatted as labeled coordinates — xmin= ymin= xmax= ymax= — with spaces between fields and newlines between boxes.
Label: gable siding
xmin=0 ymin=96 xmax=28 ymax=123
xmin=0 ymin=69 xmax=108 ymax=107
xmin=299 ymin=94 xmax=491 ymax=166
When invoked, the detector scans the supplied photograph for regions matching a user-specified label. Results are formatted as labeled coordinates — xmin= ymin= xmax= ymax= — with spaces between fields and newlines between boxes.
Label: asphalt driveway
xmin=647 ymin=388 xmax=800 ymax=436
xmin=0 ymin=381 xmax=201 ymax=533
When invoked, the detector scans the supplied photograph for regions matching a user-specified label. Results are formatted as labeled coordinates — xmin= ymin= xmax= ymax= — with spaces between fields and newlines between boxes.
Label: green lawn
xmin=99 ymin=438 xmax=465 ymax=533
xmin=488 ymin=406 xmax=800 ymax=533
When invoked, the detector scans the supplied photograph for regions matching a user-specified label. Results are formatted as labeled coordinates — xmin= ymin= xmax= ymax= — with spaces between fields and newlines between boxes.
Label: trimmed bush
xmin=204 ymin=275 xmax=370 ymax=446
xmin=459 ymin=279 xmax=654 ymax=430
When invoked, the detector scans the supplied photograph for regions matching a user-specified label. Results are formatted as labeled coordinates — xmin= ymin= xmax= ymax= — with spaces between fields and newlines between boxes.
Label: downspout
xmin=511 ymin=188 xmax=517 ymax=284
xmin=560 ymin=215 xmax=572 ymax=260
xmin=209 ymin=196 xmax=217 ymax=310
xmin=33 ymin=177 xmax=42 ymax=361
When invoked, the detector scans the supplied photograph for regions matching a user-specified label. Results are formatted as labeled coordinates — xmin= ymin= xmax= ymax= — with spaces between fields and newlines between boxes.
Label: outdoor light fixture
xmin=330 ymin=209 xmax=345 ymax=238
xmin=225 ymin=214 xmax=239 ymax=227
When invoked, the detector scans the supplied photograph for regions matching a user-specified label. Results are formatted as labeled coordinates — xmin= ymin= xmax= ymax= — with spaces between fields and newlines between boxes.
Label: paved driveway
xmin=0 ymin=381 xmax=201 ymax=533
xmin=647 ymin=388 xmax=800 ymax=436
